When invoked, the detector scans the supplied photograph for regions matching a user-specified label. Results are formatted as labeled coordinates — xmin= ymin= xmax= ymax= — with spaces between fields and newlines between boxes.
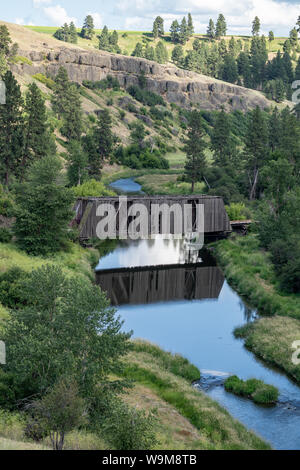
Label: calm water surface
xmin=96 ymin=237 xmax=300 ymax=450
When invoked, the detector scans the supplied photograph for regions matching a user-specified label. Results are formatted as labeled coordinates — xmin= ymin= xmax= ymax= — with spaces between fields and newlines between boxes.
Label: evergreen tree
xmin=207 ymin=19 xmax=215 ymax=40
xmin=51 ymin=67 xmax=70 ymax=119
xmin=172 ymin=45 xmax=184 ymax=66
xmin=24 ymin=82 xmax=54 ymax=165
xmin=0 ymin=25 xmax=12 ymax=55
xmin=69 ymin=22 xmax=78 ymax=44
xmin=283 ymin=39 xmax=292 ymax=54
xmin=109 ymin=30 xmax=119 ymax=46
xmin=144 ymin=44 xmax=156 ymax=61
xmin=155 ymin=41 xmax=168 ymax=63
xmin=187 ymin=13 xmax=194 ymax=37
xmin=184 ymin=111 xmax=207 ymax=192
xmin=268 ymin=107 xmax=282 ymax=152
xmin=132 ymin=42 xmax=144 ymax=58
xmin=297 ymin=15 xmax=300 ymax=33
xmin=0 ymin=71 xmax=24 ymax=185
xmin=252 ymin=16 xmax=261 ymax=36
xmin=67 ymin=141 xmax=88 ymax=187
xmin=152 ymin=16 xmax=164 ymax=38
xmin=211 ymin=109 xmax=234 ymax=165
xmin=84 ymin=110 xmax=116 ymax=179
xmin=179 ymin=17 xmax=189 ymax=45
xmin=218 ymin=38 xmax=227 ymax=57
xmin=289 ymin=27 xmax=298 ymax=48
xmin=81 ymin=15 xmax=95 ymax=39
xmin=99 ymin=26 xmax=110 ymax=51
xmin=170 ymin=20 xmax=180 ymax=44
xmin=244 ymin=106 xmax=269 ymax=200
xmin=60 ymin=84 xmax=83 ymax=141
xmin=215 ymin=14 xmax=227 ymax=39
xmin=14 ymin=156 xmax=74 ymax=255
xmin=268 ymin=31 xmax=274 ymax=45
xmin=220 ymin=54 xmax=238 ymax=83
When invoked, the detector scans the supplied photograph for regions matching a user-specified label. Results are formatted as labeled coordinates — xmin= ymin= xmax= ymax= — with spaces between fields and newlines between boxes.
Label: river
xmin=95 ymin=179 xmax=300 ymax=450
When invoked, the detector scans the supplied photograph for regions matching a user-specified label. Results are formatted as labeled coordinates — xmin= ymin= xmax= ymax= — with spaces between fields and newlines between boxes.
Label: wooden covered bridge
xmin=74 ymin=195 xmax=231 ymax=240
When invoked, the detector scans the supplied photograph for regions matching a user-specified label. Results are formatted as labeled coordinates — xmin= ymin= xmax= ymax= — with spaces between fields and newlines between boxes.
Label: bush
xmin=224 ymin=375 xmax=278 ymax=405
xmin=72 ymin=179 xmax=115 ymax=197
xmin=32 ymin=73 xmax=55 ymax=90
xmin=225 ymin=203 xmax=248 ymax=221
xmin=82 ymin=75 xmax=120 ymax=91
xmin=0 ymin=227 xmax=12 ymax=243
xmin=0 ymin=267 xmax=27 ymax=309
xmin=102 ymin=401 xmax=158 ymax=450
xmin=128 ymin=85 xmax=165 ymax=107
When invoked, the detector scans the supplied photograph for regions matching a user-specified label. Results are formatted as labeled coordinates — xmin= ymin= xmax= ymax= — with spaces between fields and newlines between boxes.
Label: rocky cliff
xmin=5 ymin=22 xmax=270 ymax=112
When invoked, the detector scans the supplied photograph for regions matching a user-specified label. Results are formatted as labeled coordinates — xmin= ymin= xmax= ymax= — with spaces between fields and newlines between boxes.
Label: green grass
xmin=25 ymin=26 xmax=289 ymax=59
xmin=224 ymin=376 xmax=279 ymax=405
xmin=121 ymin=341 xmax=270 ymax=450
xmin=136 ymin=173 xmax=205 ymax=195
xmin=213 ymin=234 xmax=300 ymax=319
xmin=234 ymin=317 xmax=300 ymax=384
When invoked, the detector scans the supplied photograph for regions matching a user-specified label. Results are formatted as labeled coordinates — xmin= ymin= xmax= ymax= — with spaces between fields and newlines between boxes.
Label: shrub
xmin=32 ymin=73 xmax=55 ymax=90
xmin=128 ymin=85 xmax=165 ymax=107
xmin=0 ymin=227 xmax=12 ymax=243
xmin=102 ymin=401 xmax=158 ymax=450
xmin=224 ymin=375 xmax=278 ymax=405
xmin=225 ymin=203 xmax=248 ymax=221
xmin=0 ymin=267 xmax=27 ymax=309
xmin=72 ymin=179 xmax=115 ymax=197
xmin=82 ymin=75 xmax=120 ymax=91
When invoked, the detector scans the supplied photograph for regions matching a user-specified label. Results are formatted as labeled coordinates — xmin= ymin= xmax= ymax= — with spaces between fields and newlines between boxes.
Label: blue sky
xmin=3 ymin=0 xmax=300 ymax=36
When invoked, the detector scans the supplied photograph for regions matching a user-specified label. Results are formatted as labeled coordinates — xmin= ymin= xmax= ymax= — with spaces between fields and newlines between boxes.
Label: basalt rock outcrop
xmin=12 ymin=46 xmax=270 ymax=112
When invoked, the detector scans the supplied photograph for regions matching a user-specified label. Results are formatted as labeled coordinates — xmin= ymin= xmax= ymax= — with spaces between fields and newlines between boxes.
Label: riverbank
xmin=213 ymin=234 xmax=300 ymax=383
xmin=0 ymin=340 xmax=270 ymax=450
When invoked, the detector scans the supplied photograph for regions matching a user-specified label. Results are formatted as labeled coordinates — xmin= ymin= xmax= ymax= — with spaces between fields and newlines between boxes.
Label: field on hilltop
xmin=25 ymin=25 xmax=288 ymax=57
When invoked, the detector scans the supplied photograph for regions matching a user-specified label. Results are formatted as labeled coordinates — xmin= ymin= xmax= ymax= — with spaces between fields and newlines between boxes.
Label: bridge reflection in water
xmin=96 ymin=253 xmax=224 ymax=306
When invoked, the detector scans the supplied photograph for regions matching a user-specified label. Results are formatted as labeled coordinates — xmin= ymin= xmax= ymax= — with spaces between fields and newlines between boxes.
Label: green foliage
xmin=30 ymin=379 xmax=86 ymax=450
xmin=0 ymin=227 xmax=12 ymax=243
xmin=14 ymin=156 xmax=74 ymax=256
xmin=128 ymin=85 xmax=165 ymax=107
xmin=32 ymin=73 xmax=55 ymax=89
xmin=224 ymin=375 xmax=278 ymax=404
xmin=54 ymin=22 xmax=78 ymax=44
xmin=0 ymin=267 xmax=27 ymax=309
xmin=3 ymin=264 xmax=131 ymax=402
xmin=66 ymin=141 xmax=88 ymax=187
xmin=81 ymin=15 xmax=95 ymax=40
xmin=225 ymin=203 xmax=248 ymax=221
xmin=184 ymin=111 xmax=208 ymax=192
xmin=102 ymin=401 xmax=158 ymax=450
xmin=72 ymin=179 xmax=115 ymax=197
xmin=83 ymin=75 xmax=120 ymax=91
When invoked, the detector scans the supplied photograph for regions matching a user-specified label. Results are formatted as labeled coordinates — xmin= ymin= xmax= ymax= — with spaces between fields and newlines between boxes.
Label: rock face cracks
xmin=12 ymin=46 xmax=270 ymax=112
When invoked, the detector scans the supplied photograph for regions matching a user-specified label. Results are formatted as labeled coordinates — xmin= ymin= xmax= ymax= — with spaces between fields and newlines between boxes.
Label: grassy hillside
xmin=25 ymin=26 xmax=288 ymax=58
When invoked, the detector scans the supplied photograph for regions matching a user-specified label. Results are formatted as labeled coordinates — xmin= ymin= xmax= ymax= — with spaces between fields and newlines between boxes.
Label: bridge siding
xmin=77 ymin=196 xmax=231 ymax=239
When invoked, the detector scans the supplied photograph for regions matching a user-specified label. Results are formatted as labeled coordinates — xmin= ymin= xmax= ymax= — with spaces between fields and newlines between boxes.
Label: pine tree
xmin=84 ymin=110 xmax=115 ymax=179
xmin=268 ymin=31 xmax=274 ymax=45
xmin=69 ymin=22 xmax=78 ymax=44
xmin=99 ymin=26 xmax=110 ymax=51
xmin=244 ymin=106 xmax=269 ymax=200
xmin=268 ymin=107 xmax=282 ymax=152
xmin=24 ymin=82 xmax=54 ymax=165
xmin=51 ymin=67 xmax=70 ymax=119
xmin=184 ymin=111 xmax=207 ymax=192
xmin=60 ymin=84 xmax=83 ymax=142
xmin=145 ymin=45 xmax=156 ymax=61
xmin=297 ymin=16 xmax=300 ymax=33
xmin=289 ymin=27 xmax=298 ymax=48
xmin=109 ymin=30 xmax=119 ymax=46
xmin=67 ymin=141 xmax=88 ymax=186
xmin=187 ymin=13 xmax=194 ymax=37
xmin=170 ymin=20 xmax=180 ymax=44
xmin=14 ymin=156 xmax=74 ymax=255
xmin=0 ymin=25 xmax=12 ymax=55
xmin=132 ymin=42 xmax=144 ymax=58
xmin=179 ymin=17 xmax=189 ymax=45
xmin=0 ymin=71 xmax=24 ymax=185
xmin=215 ymin=14 xmax=227 ymax=39
xmin=81 ymin=15 xmax=95 ymax=39
xmin=211 ymin=109 xmax=234 ymax=165
xmin=172 ymin=45 xmax=184 ymax=66
xmin=153 ymin=17 xmax=164 ymax=38
xmin=207 ymin=19 xmax=215 ymax=40
xmin=220 ymin=54 xmax=238 ymax=83
xmin=252 ymin=16 xmax=261 ymax=36
xmin=155 ymin=41 xmax=168 ymax=63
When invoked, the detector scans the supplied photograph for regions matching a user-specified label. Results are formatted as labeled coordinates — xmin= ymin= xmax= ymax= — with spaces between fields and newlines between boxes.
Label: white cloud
xmin=88 ymin=12 xmax=102 ymax=29
xmin=15 ymin=18 xmax=25 ymax=25
xmin=33 ymin=0 xmax=52 ymax=6
xmin=43 ymin=4 xmax=78 ymax=25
